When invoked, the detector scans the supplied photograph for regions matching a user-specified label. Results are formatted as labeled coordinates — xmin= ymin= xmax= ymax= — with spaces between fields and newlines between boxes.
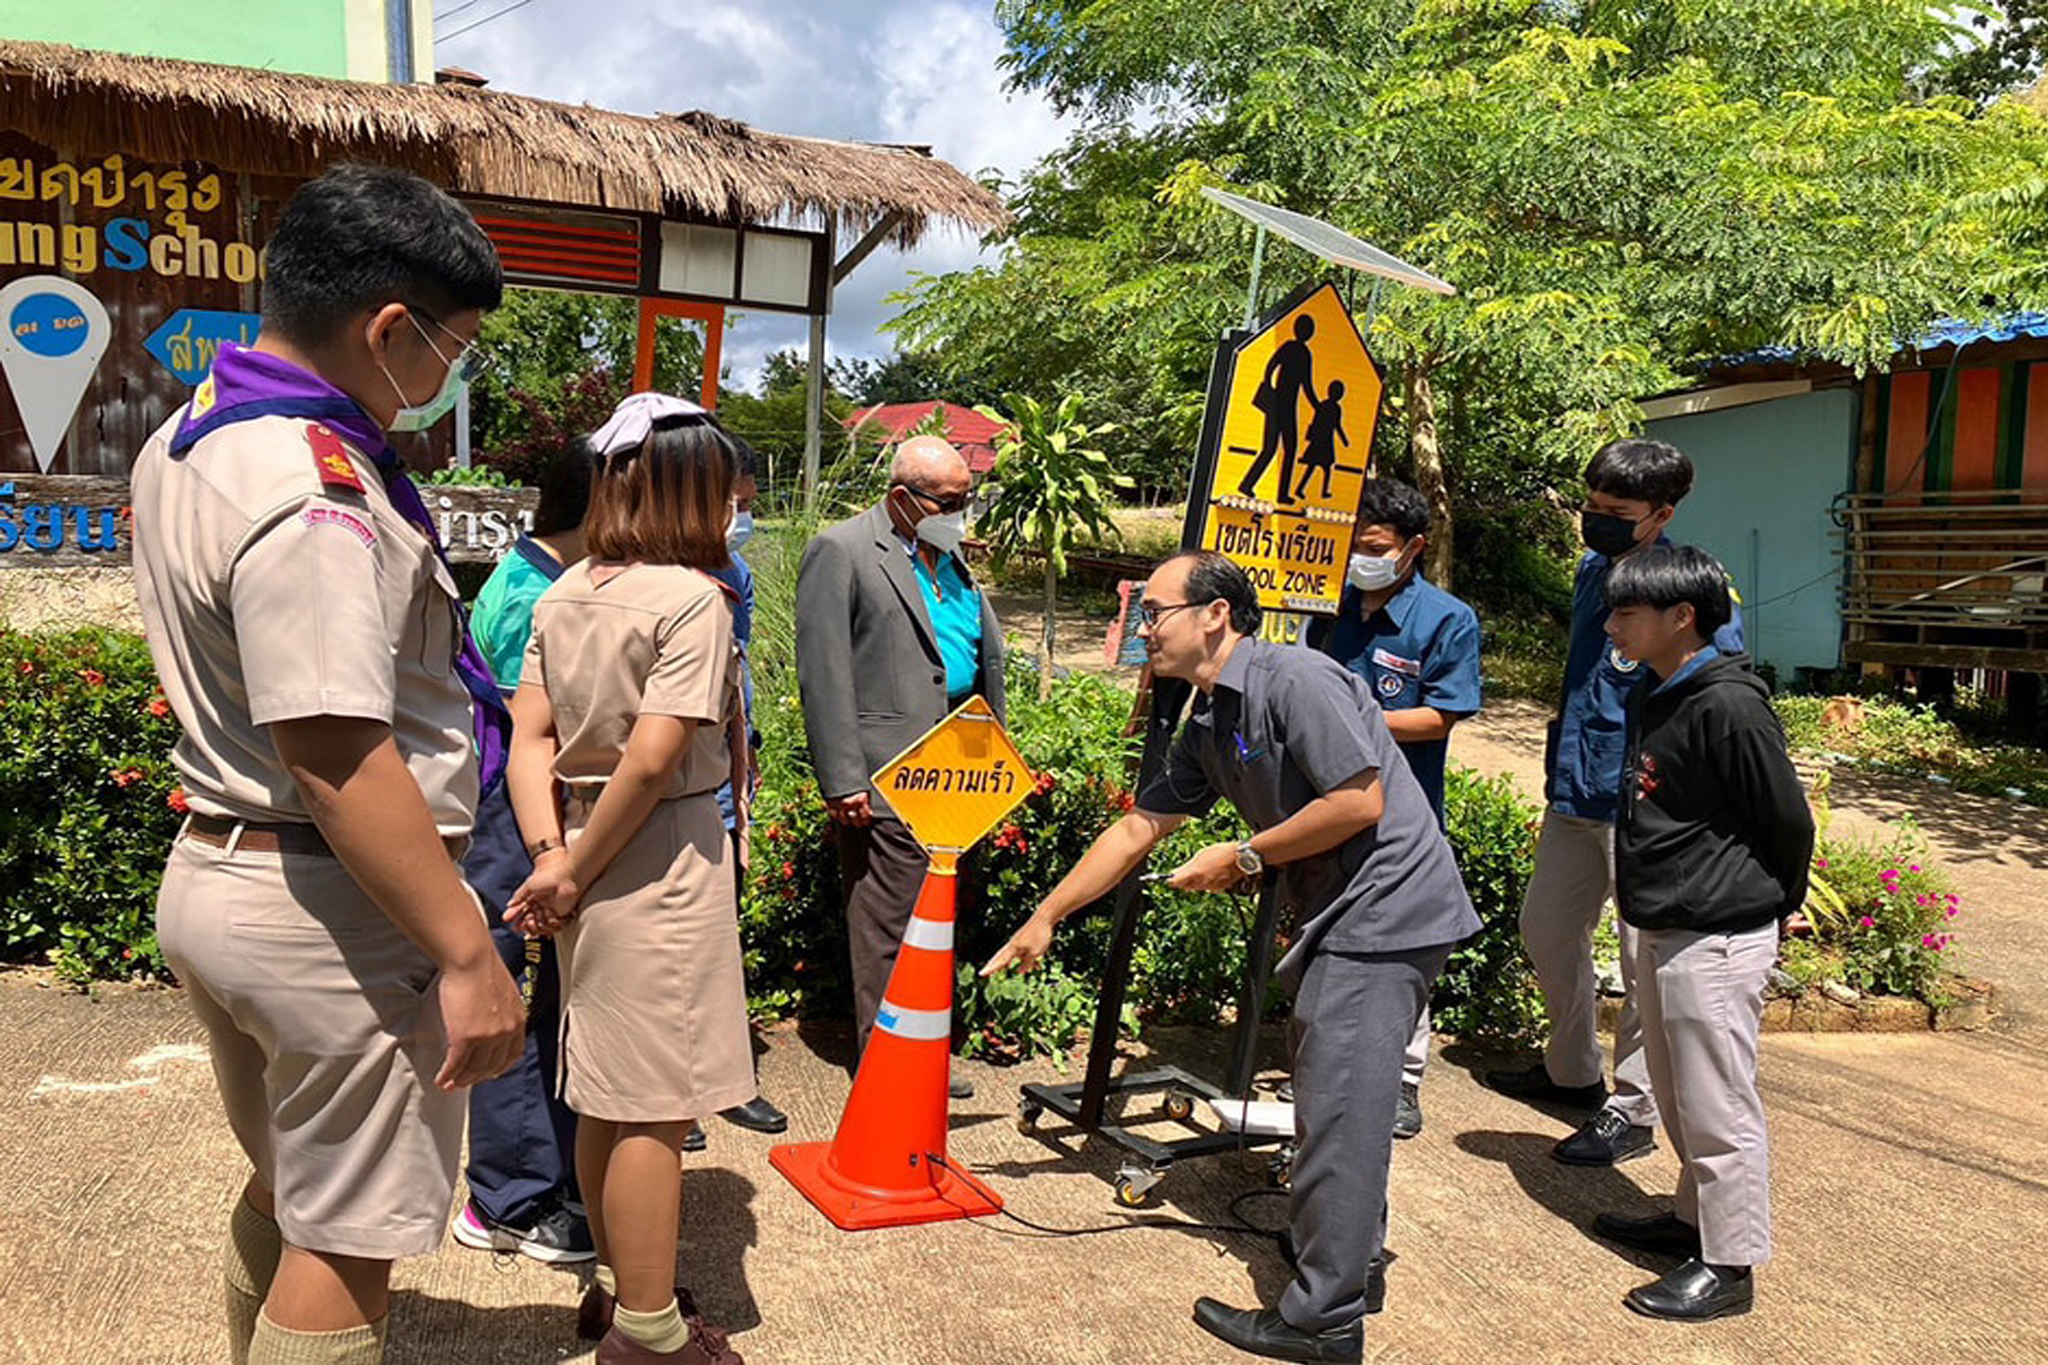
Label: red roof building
xmin=842 ymin=401 xmax=1014 ymax=474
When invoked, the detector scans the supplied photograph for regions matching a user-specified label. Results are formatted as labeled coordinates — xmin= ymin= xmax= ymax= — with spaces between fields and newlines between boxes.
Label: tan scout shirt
xmin=522 ymin=561 xmax=736 ymax=801
xmin=131 ymin=412 xmax=480 ymax=835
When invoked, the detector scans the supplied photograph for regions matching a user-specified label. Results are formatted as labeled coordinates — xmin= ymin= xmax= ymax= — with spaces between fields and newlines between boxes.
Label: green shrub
xmin=1775 ymin=693 xmax=2048 ymax=807
xmin=1805 ymin=822 xmax=1962 ymax=1004
xmin=0 ymin=629 xmax=182 ymax=983
xmin=1432 ymin=765 xmax=1546 ymax=1048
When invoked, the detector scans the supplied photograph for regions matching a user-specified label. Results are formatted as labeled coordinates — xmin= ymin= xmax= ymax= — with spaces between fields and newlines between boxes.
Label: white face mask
xmin=915 ymin=508 xmax=967 ymax=555
xmin=379 ymin=314 xmax=467 ymax=433
xmin=1347 ymin=550 xmax=1404 ymax=592
xmin=726 ymin=509 xmax=754 ymax=552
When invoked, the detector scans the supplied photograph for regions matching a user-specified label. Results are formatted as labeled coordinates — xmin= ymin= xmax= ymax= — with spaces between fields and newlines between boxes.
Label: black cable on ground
xmin=924 ymin=1151 xmax=1291 ymax=1246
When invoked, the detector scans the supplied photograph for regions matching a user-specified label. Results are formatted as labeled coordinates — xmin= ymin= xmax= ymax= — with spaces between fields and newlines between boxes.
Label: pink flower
xmin=1858 ymin=915 xmax=1877 ymax=929
xmin=1909 ymin=864 xmax=1921 ymax=874
xmin=1945 ymin=906 xmax=1958 ymax=919
xmin=1921 ymin=934 xmax=1940 ymax=948
xmin=1816 ymin=858 xmax=1829 ymax=869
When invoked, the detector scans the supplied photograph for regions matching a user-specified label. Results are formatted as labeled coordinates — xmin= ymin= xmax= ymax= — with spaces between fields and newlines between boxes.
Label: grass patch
xmin=1775 ymin=694 xmax=2048 ymax=807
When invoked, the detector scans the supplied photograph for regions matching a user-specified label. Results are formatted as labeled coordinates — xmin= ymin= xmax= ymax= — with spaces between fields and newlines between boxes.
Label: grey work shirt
xmin=1137 ymin=638 xmax=1480 ymax=987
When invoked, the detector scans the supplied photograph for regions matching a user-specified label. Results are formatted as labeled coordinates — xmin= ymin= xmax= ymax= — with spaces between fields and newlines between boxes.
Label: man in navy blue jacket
xmin=1483 ymin=439 xmax=1743 ymax=1168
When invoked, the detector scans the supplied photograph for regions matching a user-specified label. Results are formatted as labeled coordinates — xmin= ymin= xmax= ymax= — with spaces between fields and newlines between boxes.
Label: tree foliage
xmin=975 ymin=393 xmax=1130 ymax=696
xmin=894 ymin=0 xmax=2048 ymax=579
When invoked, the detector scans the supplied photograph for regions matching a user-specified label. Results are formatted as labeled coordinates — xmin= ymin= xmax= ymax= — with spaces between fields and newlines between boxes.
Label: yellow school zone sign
xmin=871 ymin=696 xmax=1034 ymax=864
xmin=1188 ymin=282 xmax=1382 ymax=615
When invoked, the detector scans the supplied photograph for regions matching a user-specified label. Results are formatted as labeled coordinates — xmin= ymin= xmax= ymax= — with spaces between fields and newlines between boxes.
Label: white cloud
xmin=430 ymin=0 xmax=1072 ymax=389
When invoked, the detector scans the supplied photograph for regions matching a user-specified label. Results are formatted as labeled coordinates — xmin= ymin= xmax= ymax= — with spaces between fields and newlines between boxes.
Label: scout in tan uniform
xmin=130 ymin=166 xmax=524 ymax=1365
xmin=505 ymin=398 xmax=752 ymax=1365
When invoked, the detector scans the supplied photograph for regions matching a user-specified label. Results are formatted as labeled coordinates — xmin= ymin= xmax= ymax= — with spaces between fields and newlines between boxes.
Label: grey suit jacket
xmin=795 ymin=504 xmax=1006 ymax=810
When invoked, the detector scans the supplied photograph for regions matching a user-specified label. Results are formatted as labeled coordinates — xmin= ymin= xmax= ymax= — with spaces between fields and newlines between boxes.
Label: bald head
xmin=890 ymin=435 xmax=969 ymax=489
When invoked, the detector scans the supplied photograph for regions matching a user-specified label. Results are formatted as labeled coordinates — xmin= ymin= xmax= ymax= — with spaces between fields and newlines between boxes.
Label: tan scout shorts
xmin=156 ymin=835 xmax=465 ymax=1259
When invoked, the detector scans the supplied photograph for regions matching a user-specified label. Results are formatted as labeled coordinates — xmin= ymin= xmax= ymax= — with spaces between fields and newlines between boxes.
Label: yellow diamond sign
xmin=1189 ymin=281 xmax=1383 ymax=615
xmin=871 ymin=695 xmax=1034 ymax=861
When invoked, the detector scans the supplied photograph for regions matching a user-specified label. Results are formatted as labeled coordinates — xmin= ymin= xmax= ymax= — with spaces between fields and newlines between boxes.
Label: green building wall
xmin=0 ymin=0 xmax=432 ymax=82
xmin=1647 ymin=388 xmax=1859 ymax=685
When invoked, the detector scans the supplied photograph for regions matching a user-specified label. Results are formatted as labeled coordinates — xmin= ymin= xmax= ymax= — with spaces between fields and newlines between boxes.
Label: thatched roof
xmin=0 ymin=40 xmax=1008 ymax=247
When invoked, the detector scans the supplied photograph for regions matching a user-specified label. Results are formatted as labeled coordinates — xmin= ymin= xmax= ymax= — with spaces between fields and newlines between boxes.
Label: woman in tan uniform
xmin=505 ymin=397 xmax=752 ymax=1365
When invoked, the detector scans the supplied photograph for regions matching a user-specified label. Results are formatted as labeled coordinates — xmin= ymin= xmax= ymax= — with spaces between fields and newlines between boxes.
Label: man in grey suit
xmin=796 ymin=436 xmax=1005 ymax=1090
xmin=983 ymin=551 xmax=1476 ymax=1363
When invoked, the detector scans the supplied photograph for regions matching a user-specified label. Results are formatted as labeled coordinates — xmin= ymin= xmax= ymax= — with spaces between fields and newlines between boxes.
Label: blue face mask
xmin=726 ymin=509 xmax=754 ymax=552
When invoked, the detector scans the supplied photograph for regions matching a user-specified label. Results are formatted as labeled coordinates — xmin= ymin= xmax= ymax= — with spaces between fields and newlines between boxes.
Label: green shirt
xmin=469 ymin=537 xmax=564 ymax=691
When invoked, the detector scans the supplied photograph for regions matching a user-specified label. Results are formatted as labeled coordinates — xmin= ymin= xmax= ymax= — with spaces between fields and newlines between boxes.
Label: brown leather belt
xmin=182 ymin=812 xmax=467 ymax=861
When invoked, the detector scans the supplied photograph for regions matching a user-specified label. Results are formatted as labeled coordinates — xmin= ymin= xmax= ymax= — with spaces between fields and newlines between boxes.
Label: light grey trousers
xmin=1517 ymin=809 xmax=1658 ymax=1127
xmin=1634 ymin=921 xmax=1778 ymax=1266
xmin=1281 ymin=943 xmax=1452 ymax=1334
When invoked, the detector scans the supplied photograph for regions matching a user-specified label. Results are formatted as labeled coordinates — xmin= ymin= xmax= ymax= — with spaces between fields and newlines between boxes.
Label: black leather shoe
xmin=1553 ymin=1108 xmax=1656 ymax=1166
xmin=682 ymin=1123 xmax=707 ymax=1153
xmin=1192 ymin=1299 xmax=1362 ymax=1363
xmin=719 ymin=1096 xmax=788 ymax=1134
xmin=1593 ymin=1210 xmax=1702 ymax=1259
xmin=1481 ymin=1062 xmax=1608 ymax=1110
xmin=1392 ymin=1083 xmax=1422 ymax=1140
xmin=948 ymin=1076 xmax=975 ymax=1100
xmin=1624 ymin=1259 xmax=1754 ymax=1321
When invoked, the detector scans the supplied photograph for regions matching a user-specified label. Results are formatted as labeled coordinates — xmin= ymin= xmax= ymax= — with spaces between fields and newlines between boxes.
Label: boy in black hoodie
xmin=1590 ymin=545 xmax=1813 ymax=1323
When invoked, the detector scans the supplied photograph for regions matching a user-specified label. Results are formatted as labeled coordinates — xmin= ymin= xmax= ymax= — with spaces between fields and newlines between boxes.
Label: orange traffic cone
xmin=770 ymin=862 xmax=1003 ymax=1230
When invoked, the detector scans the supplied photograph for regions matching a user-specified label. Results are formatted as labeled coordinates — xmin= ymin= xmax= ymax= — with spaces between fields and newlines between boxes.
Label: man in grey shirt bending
xmin=983 ymin=550 xmax=1478 ymax=1364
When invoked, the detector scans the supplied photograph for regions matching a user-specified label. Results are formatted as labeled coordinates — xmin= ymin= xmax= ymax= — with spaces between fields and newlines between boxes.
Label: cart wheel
xmin=1016 ymin=1101 xmax=1043 ymax=1134
xmin=1162 ymin=1091 xmax=1195 ymax=1122
xmin=1113 ymin=1174 xmax=1154 ymax=1208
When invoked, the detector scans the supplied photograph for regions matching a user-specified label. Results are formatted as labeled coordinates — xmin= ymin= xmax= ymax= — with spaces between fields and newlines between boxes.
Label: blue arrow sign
xmin=144 ymin=309 xmax=261 ymax=386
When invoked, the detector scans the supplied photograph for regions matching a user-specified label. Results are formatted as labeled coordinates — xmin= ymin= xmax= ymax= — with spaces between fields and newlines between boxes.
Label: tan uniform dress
xmin=523 ymin=561 xmax=755 ymax=1123
xmin=131 ymin=411 xmax=479 ymax=1260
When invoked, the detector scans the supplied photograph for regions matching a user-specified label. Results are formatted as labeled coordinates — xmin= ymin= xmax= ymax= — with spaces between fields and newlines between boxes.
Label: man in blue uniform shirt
xmin=1484 ymin=438 xmax=1744 ymax=1169
xmin=1308 ymin=478 xmax=1481 ymax=1139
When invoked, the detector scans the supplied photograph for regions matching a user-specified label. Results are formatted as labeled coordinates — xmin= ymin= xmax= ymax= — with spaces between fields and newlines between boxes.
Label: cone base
xmin=770 ymin=1141 xmax=1003 ymax=1231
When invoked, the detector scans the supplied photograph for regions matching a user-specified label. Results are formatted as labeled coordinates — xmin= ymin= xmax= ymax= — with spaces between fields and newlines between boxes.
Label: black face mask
xmin=1581 ymin=510 xmax=1642 ymax=558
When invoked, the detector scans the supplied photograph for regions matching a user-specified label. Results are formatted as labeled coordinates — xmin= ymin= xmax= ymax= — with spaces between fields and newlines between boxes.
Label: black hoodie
xmin=1615 ymin=650 xmax=1814 ymax=934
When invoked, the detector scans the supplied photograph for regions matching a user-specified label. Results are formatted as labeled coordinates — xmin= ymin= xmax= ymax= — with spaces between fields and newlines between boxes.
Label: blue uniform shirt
xmin=707 ymin=550 xmax=755 ymax=832
xmin=1547 ymin=542 xmax=1745 ymax=822
xmin=1308 ymin=574 xmax=1483 ymax=824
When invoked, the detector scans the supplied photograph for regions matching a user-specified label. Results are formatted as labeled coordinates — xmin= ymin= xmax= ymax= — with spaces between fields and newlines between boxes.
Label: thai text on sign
xmin=1185 ymin=281 xmax=1382 ymax=614
xmin=872 ymin=696 xmax=1033 ymax=864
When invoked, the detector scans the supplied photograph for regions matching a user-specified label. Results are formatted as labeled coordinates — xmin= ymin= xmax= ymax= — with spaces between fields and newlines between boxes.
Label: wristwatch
xmin=1234 ymin=841 xmax=1264 ymax=877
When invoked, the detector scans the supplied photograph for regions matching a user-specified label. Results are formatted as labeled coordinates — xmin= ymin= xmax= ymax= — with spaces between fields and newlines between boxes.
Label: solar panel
xmin=1200 ymin=187 xmax=1456 ymax=296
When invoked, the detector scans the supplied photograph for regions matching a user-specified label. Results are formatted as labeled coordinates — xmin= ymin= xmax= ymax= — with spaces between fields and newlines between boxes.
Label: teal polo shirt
xmin=470 ymin=537 xmax=564 ymax=691
xmin=909 ymin=544 xmax=983 ymax=704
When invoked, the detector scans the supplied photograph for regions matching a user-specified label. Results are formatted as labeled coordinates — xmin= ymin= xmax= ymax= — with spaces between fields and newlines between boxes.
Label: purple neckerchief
xmin=172 ymin=345 xmax=513 ymax=793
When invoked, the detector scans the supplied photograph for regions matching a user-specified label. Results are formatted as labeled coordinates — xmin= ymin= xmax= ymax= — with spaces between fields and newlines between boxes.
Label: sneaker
xmin=1392 ymin=1083 xmax=1423 ymax=1140
xmin=1480 ymin=1062 xmax=1609 ymax=1111
xmin=452 ymin=1199 xmax=596 ymax=1264
xmin=1553 ymin=1108 xmax=1657 ymax=1166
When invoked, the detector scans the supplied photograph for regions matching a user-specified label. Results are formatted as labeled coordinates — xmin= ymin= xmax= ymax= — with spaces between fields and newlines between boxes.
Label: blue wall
xmin=1647 ymin=388 xmax=1858 ymax=683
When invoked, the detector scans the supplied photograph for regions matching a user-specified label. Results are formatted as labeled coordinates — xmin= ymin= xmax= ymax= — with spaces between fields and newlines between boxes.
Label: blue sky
xmin=431 ymin=0 xmax=1074 ymax=389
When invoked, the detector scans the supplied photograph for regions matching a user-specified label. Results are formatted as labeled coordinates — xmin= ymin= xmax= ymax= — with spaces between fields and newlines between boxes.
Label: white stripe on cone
xmin=901 ymin=916 xmax=954 ymax=952
xmin=874 ymin=1002 xmax=951 ymax=1041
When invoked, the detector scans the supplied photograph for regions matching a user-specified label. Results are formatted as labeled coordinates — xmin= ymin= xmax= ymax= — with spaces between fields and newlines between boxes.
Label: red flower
xmin=1033 ymin=770 xmax=1058 ymax=797
xmin=79 ymin=668 xmax=106 ymax=687
xmin=146 ymin=696 xmax=171 ymax=718
xmin=780 ymin=861 xmax=796 ymax=879
xmin=166 ymin=787 xmax=189 ymax=814
xmin=1114 ymin=790 xmax=1136 ymax=813
xmin=111 ymin=767 xmax=145 ymax=788
xmin=16 ymin=660 xmax=33 ymax=675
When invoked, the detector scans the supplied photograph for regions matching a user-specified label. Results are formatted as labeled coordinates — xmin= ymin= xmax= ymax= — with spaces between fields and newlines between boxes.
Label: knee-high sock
xmin=223 ymin=1199 xmax=283 ymax=1365
xmin=247 ymin=1313 xmax=387 ymax=1365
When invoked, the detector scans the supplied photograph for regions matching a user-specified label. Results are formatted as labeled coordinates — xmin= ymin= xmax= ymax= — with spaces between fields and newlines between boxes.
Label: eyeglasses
xmin=1136 ymin=600 xmax=1211 ymax=628
xmin=899 ymin=483 xmax=972 ymax=515
xmin=409 ymin=306 xmax=498 ymax=387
